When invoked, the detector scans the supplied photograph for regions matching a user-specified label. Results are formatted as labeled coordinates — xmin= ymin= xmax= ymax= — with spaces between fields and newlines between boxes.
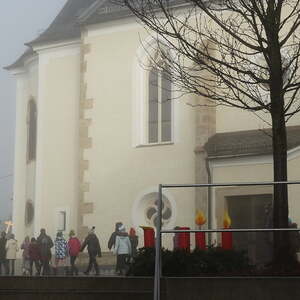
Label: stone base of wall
xmin=0 ymin=276 xmax=300 ymax=300
xmin=0 ymin=277 xmax=156 ymax=300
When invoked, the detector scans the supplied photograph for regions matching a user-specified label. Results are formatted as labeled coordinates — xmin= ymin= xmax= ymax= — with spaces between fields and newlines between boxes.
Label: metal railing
xmin=153 ymin=181 xmax=300 ymax=300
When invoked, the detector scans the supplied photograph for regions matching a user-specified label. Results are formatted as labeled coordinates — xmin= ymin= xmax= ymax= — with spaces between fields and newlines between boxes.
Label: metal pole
xmin=161 ymin=180 xmax=300 ymax=189
xmin=154 ymin=184 xmax=163 ymax=300
xmin=162 ymin=228 xmax=300 ymax=233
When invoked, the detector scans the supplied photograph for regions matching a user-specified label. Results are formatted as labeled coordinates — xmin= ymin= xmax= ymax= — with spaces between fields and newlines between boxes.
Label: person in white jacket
xmin=6 ymin=234 xmax=19 ymax=275
xmin=114 ymin=225 xmax=131 ymax=275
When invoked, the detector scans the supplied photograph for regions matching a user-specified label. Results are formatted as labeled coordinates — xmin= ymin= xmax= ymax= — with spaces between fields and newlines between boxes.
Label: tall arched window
xmin=148 ymin=67 xmax=172 ymax=143
xmin=133 ymin=39 xmax=174 ymax=146
xmin=27 ymin=99 xmax=37 ymax=162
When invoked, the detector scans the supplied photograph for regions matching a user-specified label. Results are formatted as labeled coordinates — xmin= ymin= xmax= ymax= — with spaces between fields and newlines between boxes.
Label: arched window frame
xmin=25 ymin=199 xmax=34 ymax=226
xmin=27 ymin=98 xmax=37 ymax=163
xmin=133 ymin=38 xmax=175 ymax=147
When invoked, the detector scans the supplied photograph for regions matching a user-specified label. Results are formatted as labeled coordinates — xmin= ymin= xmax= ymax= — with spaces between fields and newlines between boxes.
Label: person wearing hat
xmin=108 ymin=222 xmax=123 ymax=250
xmin=68 ymin=230 xmax=81 ymax=275
xmin=80 ymin=227 xmax=102 ymax=275
xmin=114 ymin=225 xmax=131 ymax=275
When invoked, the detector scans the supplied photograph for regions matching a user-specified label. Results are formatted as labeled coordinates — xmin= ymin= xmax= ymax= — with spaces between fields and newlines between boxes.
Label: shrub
xmin=128 ymin=247 xmax=251 ymax=276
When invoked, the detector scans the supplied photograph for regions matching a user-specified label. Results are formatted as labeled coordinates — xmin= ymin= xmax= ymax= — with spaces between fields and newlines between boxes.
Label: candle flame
xmin=223 ymin=211 xmax=231 ymax=228
xmin=140 ymin=226 xmax=154 ymax=230
xmin=195 ymin=210 xmax=206 ymax=226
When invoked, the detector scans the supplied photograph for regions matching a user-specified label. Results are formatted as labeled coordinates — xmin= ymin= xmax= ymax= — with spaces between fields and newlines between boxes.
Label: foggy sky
xmin=0 ymin=1 xmax=67 ymax=227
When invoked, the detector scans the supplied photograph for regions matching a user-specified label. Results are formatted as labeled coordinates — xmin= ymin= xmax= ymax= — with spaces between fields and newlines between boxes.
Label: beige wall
xmin=33 ymin=42 xmax=81 ymax=238
xmin=216 ymin=105 xmax=300 ymax=134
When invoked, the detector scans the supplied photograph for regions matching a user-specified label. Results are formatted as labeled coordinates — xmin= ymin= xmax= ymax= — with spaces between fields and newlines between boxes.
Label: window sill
xmin=135 ymin=141 xmax=174 ymax=148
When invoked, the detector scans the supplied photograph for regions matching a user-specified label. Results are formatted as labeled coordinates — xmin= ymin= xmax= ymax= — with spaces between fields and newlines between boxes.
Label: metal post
xmin=154 ymin=184 xmax=163 ymax=300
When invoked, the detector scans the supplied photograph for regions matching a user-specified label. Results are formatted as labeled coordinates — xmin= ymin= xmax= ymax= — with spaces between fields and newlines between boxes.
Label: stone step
xmin=0 ymin=276 xmax=159 ymax=300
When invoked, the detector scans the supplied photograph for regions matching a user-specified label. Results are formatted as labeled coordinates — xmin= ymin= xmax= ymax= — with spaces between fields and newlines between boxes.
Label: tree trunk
xmin=267 ymin=11 xmax=293 ymax=265
xmin=271 ymin=109 xmax=292 ymax=265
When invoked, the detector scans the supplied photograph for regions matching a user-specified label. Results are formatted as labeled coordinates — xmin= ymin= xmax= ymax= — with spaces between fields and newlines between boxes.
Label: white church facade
xmin=6 ymin=0 xmax=300 ymax=256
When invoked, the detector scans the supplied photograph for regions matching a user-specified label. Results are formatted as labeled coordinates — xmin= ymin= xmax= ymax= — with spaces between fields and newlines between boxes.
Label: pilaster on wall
xmin=194 ymin=97 xmax=216 ymax=228
xmin=78 ymin=31 xmax=94 ymax=239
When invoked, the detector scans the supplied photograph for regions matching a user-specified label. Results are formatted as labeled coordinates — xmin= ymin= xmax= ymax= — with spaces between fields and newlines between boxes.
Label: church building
xmin=6 ymin=0 xmax=300 ymax=261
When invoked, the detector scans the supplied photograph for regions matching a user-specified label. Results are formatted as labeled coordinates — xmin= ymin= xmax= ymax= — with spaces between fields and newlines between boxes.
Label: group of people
xmin=0 ymin=228 xmax=81 ymax=276
xmin=0 ymin=222 xmax=138 ymax=276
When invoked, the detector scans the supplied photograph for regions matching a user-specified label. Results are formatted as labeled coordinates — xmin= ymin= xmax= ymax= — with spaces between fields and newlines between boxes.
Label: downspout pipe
xmin=205 ymin=155 xmax=212 ymax=245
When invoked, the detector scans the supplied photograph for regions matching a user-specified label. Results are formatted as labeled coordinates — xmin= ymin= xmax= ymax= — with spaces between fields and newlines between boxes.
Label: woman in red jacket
xmin=68 ymin=230 xmax=81 ymax=276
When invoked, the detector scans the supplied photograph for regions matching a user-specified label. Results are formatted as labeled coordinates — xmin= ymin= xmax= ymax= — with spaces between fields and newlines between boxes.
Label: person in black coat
xmin=108 ymin=222 xmax=123 ymax=250
xmin=37 ymin=228 xmax=54 ymax=275
xmin=0 ymin=232 xmax=8 ymax=275
xmin=81 ymin=227 xmax=101 ymax=275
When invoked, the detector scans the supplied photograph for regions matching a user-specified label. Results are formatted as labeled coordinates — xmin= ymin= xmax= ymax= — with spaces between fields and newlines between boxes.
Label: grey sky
xmin=0 ymin=1 xmax=67 ymax=227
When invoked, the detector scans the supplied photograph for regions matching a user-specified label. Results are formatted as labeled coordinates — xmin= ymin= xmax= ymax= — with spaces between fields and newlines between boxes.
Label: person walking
xmin=6 ymin=234 xmax=19 ymax=275
xmin=21 ymin=236 xmax=30 ymax=275
xmin=108 ymin=222 xmax=123 ymax=273
xmin=28 ymin=237 xmax=41 ymax=276
xmin=0 ymin=232 xmax=8 ymax=275
xmin=129 ymin=228 xmax=138 ymax=258
xmin=80 ymin=227 xmax=101 ymax=276
xmin=53 ymin=231 xmax=69 ymax=276
xmin=114 ymin=225 xmax=131 ymax=275
xmin=68 ymin=230 xmax=81 ymax=276
xmin=37 ymin=228 xmax=53 ymax=275
xmin=108 ymin=222 xmax=123 ymax=250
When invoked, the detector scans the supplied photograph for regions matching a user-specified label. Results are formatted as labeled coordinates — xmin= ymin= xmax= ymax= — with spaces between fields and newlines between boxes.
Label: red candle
xmin=141 ymin=227 xmax=155 ymax=248
xmin=195 ymin=210 xmax=207 ymax=250
xmin=195 ymin=231 xmax=206 ymax=249
xmin=221 ymin=231 xmax=233 ymax=250
xmin=178 ymin=227 xmax=190 ymax=251
xmin=222 ymin=211 xmax=233 ymax=250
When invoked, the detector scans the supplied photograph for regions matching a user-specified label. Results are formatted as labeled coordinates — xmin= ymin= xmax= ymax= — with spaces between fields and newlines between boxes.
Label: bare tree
xmin=119 ymin=0 xmax=300 ymax=266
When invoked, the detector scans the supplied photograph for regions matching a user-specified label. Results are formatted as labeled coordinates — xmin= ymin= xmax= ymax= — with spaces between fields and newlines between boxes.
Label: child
xmin=68 ymin=230 xmax=81 ymax=275
xmin=54 ymin=231 xmax=69 ymax=275
xmin=129 ymin=228 xmax=138 ymax=258
xmin=21 ymin=236 xmax=30 ymax=275
xmin=29 ymin=237 xmax=41 ymax=276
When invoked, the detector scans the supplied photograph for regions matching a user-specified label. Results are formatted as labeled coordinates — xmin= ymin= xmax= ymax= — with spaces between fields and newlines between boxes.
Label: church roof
xmin=7 ymin=0 xmax=189 ymax=69
xmin=205 ymin=126 xmax=300 ymax=159
xmin=27 ymin=0 xmax=189 ymax=46
xmin=4 ymin=48 xmax=36 ymax=70
xmin=27 ymin=0 xmax=98 ymax=47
